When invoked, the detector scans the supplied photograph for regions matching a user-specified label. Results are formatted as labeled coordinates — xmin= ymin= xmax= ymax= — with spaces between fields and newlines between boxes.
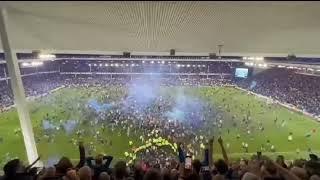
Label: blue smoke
xmin=83 ymin=75 xmax=208 ymax=130
xmin=88 ymin=99 xmax=113 ymax=112
xmin=121 ymin=77 xmax=162 ymax=113
xmin=165 ymin=108 xmax=185 ymax=121
xmin=165 ymin=89 xmax=206 ymax=128
xmin=42 ymin=120 xmax=57 ymax=130
xmin=63 ymin=120 xmax=78 ymax=135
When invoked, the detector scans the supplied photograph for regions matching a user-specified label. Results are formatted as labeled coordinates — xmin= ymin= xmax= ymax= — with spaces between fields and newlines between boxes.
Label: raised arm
xmin=218 ymin=136 xmax=229 ymax=165
xmin=75 ymin=142 xmax=86 ymax=169
xmin=202 ymin=148 xmax=209 ymax=166
xmin=208 ymin=137 xmax=214 ymax=168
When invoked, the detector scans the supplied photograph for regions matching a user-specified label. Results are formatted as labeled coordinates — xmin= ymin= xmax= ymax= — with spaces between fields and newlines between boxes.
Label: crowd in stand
xmin=237 ymin=68 xmax=320 ymax=117
xmin=0 ymin=74 xmax=64 ymax=111
xmin=0 ymin=67 xmax=320 ymax=180
xmin=1 ymin=67 xmax=320 ymax=117
xmin=1 ymin=137 xmax=319 ymax=180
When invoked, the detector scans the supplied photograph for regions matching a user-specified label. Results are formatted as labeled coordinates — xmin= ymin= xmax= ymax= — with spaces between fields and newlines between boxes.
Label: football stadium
xmin=0 ymin=1 xmax=319 ymax=180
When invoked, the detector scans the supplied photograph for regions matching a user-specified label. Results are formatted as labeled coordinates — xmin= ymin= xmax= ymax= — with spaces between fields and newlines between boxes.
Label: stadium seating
xmin=1 ymin=63 xmax=320 ymax=180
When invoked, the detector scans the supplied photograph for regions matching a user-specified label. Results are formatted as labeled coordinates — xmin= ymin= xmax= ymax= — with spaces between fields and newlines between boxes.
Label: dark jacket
xmin=86 ymin=155 xmax=113 ymax=179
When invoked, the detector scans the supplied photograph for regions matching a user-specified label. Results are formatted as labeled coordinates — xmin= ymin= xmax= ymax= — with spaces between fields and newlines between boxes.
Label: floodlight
xmin=38 ymin=53 xmax=56 ymax=59
xmin=22 ymin=62 xmax=29 ymax=67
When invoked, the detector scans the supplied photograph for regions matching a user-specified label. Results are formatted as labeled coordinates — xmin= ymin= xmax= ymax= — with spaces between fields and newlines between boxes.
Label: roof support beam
xmin=0 ymin=7 xmax=41 ymax=166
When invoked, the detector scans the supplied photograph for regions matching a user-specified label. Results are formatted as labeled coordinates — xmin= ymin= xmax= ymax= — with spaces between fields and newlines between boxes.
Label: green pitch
xmin=0 ymin=86 xmax=319 ymax=167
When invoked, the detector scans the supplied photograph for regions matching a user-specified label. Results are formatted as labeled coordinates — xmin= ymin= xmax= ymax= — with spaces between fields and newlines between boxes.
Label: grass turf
xmin=0 ymin=86 xmax=319 ymax=167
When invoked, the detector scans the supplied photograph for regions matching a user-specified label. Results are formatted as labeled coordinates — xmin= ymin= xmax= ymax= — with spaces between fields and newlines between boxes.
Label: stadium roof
xmin=2 ymin=1 xmax=320 ymax=57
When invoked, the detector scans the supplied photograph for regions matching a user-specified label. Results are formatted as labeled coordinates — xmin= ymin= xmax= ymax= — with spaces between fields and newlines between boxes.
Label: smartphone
xmin=91 ymin=160 xmax=96 ymax=166
xmin=185 ymin=156 xmax=192 ymax=169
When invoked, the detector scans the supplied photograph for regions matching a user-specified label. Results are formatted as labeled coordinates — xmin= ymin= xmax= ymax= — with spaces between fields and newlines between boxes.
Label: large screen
xmin=235 ymin=68 xmax=249 ymax=78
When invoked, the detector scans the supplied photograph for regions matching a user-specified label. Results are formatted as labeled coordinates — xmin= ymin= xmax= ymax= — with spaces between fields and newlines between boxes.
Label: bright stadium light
xmin=22 ymin=62 xmax=29 ymax=67
xmin=161 ymin=61 xmax=165 ymax=64
xmin=120 ymin=64 xmax=124 ymax=67
xmin=202 ymin=65 xmax=206 ymax=67
xmin=110 ymin=64 xmax=114 ymax=67
xmin=31 ymin=61 xmax=43 ymax=66
xmin=94 ymin=64 xmax=97 ymax=67
xmin=105 ymin=64 xmax=109 ymax=66
xmin=158 ymin=61 xmax=161 ymax=64
xmin=187 ymin=64 xmax=190 ymax=67
xmin=181 ymin=64 xmax=185 ymax=67
xmin=255 ymin=57 xmax=264 ymax=61
xmin=192 ymin=65 xmax=196 ymax=67
xmin=99 ymin=64 xmax=102 ymax=67
xmin=115 ymin=63 xmax=119 ymax=67
xmin=198 ymin=65 xmax=201 ymax=67
xmin=88 ymin=64 xmax=91 ymax=66
xmin=131 ymin=64 xmax=135 ymax=67
xmin=243 ymin=57 xmax=247 ymax=60
xmin=38 ymin=53 xmax=56 ymax=59
xmin=126 ymin=64 xmax=129 ymax=66
xmin=142 ymin=61 xmax=145 ymax=63
xmin=177 ymin=64 xmax=180 ymax=67
xmin=151 ymin=61 xmax=154 ymax=64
